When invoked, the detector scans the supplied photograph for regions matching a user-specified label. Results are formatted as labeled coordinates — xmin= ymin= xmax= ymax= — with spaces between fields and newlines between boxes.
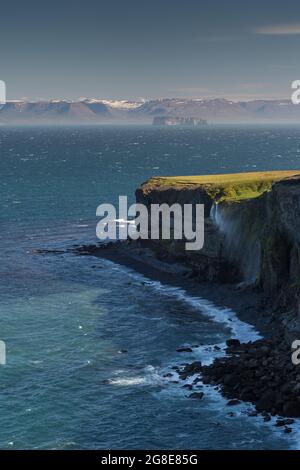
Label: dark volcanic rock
xmin=263 ymin=413 xmax=271 ymax=422
xmin=226 ymin=339 xmax=241 ymax=348
xmin=256 ymin=392 xmax=277 ymax=413
xmin=201 ymin=337 xmax=300 ymax=418
xmin=188 ymin=392 xmax=204 ymax=400
xmin=247 ymin=410 xmax=258 ymax=417
xmin=223 ymin=374 xmax=236 ymax=387
xmin=179 ymin=361 xmax=202 ymax=380
xmin=227 ymin=399 xmax=241 ymax=406
xmin=176 ymin=347 xmax=193 ymax=353
xmin=275 ymin=418 xmax=294 ymax=427
xmin=283 ymin=401 xmax=300 ymax=418
xmin=182 ymin=384 xmax=193 ymax=390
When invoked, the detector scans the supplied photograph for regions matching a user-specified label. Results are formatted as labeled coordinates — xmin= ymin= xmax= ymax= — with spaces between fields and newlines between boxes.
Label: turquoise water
xmin=1 ymin=125 xmax=300 ymax=449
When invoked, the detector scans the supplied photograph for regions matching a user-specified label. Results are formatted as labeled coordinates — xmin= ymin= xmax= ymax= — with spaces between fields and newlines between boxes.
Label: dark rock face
xmin=135 ymin=183 xmax=239 ymax=283
xmin=282 ymin=401 xmax=300 ymax=418
xmin=219 ymin=176 xmax=300 ymax=340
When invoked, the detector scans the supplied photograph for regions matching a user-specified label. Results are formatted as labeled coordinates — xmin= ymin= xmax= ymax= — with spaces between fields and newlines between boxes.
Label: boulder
xmin=188 ymin=392 xmax=204 ymax=400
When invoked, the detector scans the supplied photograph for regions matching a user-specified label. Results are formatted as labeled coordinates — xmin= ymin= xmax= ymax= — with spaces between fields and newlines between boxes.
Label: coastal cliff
xmin=136 ymin=170 xmax=300 ymax=338
xmin=75 ymin=169 xmax=300 ymax=418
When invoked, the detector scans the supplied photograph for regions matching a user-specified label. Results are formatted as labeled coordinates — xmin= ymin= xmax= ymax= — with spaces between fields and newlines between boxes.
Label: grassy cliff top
xmin=142 ymin=170 xmax=300 ymax=202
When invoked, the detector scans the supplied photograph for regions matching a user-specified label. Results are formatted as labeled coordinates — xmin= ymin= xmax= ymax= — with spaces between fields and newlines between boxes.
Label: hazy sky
xmin=1 ymin=0 xmax=300 ymax=101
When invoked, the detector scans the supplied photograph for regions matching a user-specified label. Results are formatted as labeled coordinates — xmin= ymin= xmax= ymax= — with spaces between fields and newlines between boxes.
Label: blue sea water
xmin=1 ymin=125 xmax=300 ymax=449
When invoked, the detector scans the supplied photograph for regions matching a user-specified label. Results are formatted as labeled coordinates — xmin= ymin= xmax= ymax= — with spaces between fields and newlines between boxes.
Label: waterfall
xmin=210 ymin=202 xmax=261 ymax=285
xmin=210 ymin=202 xmax=223 ymax=229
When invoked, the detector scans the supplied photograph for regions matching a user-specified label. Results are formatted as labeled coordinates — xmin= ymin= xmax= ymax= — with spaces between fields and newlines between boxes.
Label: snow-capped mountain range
xmin=0 ymin=97 xmax=299 ymax=123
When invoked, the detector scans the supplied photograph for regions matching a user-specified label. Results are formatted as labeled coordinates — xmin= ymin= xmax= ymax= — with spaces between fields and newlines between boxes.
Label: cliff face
xmin=259 ymin=177 xmax=300 ymax=335
xmin=136 ymin=171 xmax=300 ymax=337
xmin=135 ymin=178 xmax=236 ymax=282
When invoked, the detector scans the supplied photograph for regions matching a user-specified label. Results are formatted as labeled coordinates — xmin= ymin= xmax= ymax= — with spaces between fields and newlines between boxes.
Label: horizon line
xmin=5 ymin=96 xmax=290 ymax=104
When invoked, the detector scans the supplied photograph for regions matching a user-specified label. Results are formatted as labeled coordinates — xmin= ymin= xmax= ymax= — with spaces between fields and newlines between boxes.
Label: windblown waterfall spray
xmin=210 ymin=201 xmax=261 ymax=285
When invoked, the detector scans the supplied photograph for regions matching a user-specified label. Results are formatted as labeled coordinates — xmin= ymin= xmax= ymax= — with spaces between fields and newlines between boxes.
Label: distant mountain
xmin=0 ymin=98 xmax=299 ymax=123
xmin=130 ymin=98 xmax=300 ymax=123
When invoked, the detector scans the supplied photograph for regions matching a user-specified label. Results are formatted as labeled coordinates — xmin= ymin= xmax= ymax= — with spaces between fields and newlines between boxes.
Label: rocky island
xmin=152 ymin=116 xmax=208 ymax=126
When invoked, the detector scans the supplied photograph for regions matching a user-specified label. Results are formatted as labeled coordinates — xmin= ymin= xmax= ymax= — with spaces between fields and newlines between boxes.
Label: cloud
xmin=255 ymin=23 xmax=300 ymax=35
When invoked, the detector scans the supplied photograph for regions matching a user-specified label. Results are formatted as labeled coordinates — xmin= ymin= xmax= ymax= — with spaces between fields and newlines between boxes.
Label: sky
xmin=1 ymin=0 xmax=300 ymax=101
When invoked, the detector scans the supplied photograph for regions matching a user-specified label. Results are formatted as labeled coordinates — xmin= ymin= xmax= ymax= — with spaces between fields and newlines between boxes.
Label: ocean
xmin=1 ymin=125 xmax=300 ymax=449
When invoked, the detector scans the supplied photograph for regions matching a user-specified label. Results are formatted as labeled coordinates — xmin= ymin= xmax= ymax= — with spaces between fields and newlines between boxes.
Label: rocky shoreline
xmin=201 ymin=338 xmax=299 ymax=418
xmin=173 ymin=337 xmax=300 ymax=426
xmin=68 ymin=240 xmax=300 ymax=423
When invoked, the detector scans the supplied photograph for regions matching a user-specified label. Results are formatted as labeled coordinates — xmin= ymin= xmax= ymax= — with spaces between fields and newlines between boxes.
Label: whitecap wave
xmin=108 ymin=365 xmax=164 ymax=387
xmin=108 ymin=377 xmax=146 ymax=386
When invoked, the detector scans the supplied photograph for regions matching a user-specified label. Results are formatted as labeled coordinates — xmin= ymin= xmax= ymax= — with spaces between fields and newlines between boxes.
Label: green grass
xmin=144 ymin=170 xmax=300 ymax=202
